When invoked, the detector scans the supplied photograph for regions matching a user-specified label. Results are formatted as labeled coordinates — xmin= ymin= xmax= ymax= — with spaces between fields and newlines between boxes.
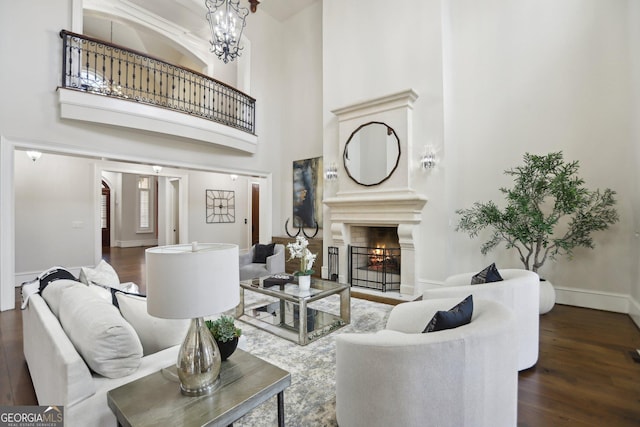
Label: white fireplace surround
xmin=324 ymin=191 xmax=426 ymax=295
xmin=325 ymin=90 xmax=426 ymax=296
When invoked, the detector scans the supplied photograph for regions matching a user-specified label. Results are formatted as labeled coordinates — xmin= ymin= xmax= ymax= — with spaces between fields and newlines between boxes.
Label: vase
xmin=297 ymin=274 xmax=311 ymax=291
xmin=215 ymin=336 xmax=239 ymax=361
xmin=539 ymin=279 xmax=556 ymax=315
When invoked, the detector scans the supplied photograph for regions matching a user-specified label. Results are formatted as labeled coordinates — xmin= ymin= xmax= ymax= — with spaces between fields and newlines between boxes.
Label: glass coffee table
xmin=236 ymin=276 xmax=350 ymax=345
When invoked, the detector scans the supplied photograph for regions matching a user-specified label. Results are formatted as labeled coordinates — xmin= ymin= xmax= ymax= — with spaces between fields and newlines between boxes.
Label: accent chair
xmin=335 ymin=298 xmax=518 ymax=427
xmin=423 ymin=268 xmax=540 ymax=371
xmin=238 ymin=243 xmax=285 ymax=281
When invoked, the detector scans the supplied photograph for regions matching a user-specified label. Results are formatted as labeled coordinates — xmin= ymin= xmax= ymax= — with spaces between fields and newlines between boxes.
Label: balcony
xmin=58 ymin=30 xmax=257 ymax=153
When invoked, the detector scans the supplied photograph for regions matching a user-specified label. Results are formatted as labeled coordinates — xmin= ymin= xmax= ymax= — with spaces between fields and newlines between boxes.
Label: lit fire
xmin=369 ymin=244 xmax=387 ymax=266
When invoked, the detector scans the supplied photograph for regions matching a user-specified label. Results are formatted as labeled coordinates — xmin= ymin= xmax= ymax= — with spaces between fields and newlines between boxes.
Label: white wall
xmin=444 ymin=0 xmax=636 ymax=310
xmin=276 ymin=2 xmax=324 ymax=238
xmin=323 ymin=0 xmax=446 ymax=280
xmin=187 ymin=171 xmax=249 ymax=248
xmin=323 ymin=0 xmax=638 ymax=313
xmin=0 ymin=1 xmax=284 ymax=181
xmin=14 ymin=152 xmax=95 ymax=276
xmin=0 ymin=0 xmax=285 ymax=310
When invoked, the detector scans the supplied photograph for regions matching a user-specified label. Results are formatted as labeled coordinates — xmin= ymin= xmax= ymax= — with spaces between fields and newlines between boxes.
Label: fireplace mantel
xmin=324 ymin=190 xmax=427 ymax=225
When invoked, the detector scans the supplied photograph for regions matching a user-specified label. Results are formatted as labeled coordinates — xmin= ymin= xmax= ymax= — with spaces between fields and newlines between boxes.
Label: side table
xmin=107 ymin=349 xmax=291 ymax=427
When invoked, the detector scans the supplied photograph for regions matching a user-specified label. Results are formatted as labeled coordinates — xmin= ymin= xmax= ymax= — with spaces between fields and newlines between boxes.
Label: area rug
xmin=233 ymin=295 xmax=393 ymax=427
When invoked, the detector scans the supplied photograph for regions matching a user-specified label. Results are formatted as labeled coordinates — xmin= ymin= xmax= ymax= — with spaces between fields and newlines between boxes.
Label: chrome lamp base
xmin=177 ymin=317 xmax=222 ymax=396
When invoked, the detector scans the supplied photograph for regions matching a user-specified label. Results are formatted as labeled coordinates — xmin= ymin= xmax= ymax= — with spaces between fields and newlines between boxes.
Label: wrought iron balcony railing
xmin=60 ymin=30 xmax=256 ymax=134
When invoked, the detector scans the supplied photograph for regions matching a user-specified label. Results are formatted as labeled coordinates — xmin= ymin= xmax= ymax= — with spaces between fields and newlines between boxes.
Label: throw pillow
xmin=423 ymin=295 xmax=474 ymax=333
xmin=79 ymin=259 xmax=121 ymax=288
xmin=252 ymin=243 xmax=276 ymax=264
xmin=41 ymin=279 xmax=83 ymax=318
xmin=59 ymin=285 xmax=143 ymax=378
xmin=88 ymin=284 xmax=141 ymax=307
xmin=115 ymin=292 xmax=189 ymax=356
xmin=38 ymin=266 xmax=77 ymax=292
xmin=470 ymin=262 xmax=503 ymax=285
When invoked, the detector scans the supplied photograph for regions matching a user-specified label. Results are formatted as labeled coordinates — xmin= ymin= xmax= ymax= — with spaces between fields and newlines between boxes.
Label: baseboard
xmin=629 ymin=295 xmax=640 ymax=329
xmin=555 ymin=286 xmax=629 ymax=313
xmin=115 ymin=239 xmax=157 ymax=248
xmin=417 ymin=279 xmax=637 ymax=319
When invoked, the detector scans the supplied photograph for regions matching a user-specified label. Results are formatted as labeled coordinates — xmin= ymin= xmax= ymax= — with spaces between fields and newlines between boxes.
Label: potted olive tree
xmin=206 ymin=315 xmax=242 ymax=361
xmin=455 ymin=152 xmax=618 ymax=313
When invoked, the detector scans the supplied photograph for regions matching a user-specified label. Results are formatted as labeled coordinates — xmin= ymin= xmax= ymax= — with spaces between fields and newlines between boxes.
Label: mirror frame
xmin=343 ymin=121 xmax=401 ymax=187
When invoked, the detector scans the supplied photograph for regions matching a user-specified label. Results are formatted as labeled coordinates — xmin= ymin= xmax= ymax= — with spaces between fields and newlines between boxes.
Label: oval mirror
xmin=343 ymin=121 xmax=400 ymax=186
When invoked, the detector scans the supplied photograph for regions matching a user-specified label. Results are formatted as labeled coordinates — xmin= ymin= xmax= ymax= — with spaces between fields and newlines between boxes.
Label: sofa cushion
xmin=470 ymin=263 xmax=503 ymax=285
xmin=253 ymin=243 xmax=275 ymax=263
xmin=42 ymin=279 xmax=84 ymax=318
xmin=115 ymin=292 xmax=189 ymax=356
xmin=79 ymin=259 xmax=120 ymax=288
xmin=423 ymin=295 xmax=474 ymax=333
xmin=59 ymin=285 xmax=143 ymax=378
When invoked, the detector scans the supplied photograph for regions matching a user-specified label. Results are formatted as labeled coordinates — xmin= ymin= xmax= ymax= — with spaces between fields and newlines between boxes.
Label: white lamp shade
xmin=146 ymin=243 xmax=239 ymax=319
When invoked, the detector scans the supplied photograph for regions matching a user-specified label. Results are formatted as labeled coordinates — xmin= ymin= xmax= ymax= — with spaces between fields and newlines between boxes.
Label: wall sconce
xmin=26 ymin=150 xmax=42 ymax=162
xmin=325 ymin=162 xmax=338 ymax=181
xmin=152 ymin=165 xmax=163 ymax=174
xmin=420 ymin=147 xmax=436 ymax=170
xmin=229 ymin=174 xmax=238 ymax=181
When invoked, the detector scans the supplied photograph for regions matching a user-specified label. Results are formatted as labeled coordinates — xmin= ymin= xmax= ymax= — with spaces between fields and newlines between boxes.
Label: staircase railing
xmin=60 ymin=30 xmax=256 ymax=134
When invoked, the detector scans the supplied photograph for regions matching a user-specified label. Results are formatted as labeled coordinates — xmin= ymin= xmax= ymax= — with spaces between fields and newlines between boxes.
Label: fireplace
xmin=349 ymin=226 xmax=401 ymax=292
xmin=324 ymin=89 xmax=427 ymax=296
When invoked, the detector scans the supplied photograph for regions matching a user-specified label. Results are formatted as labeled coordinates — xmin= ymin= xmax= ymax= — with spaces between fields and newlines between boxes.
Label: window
xmin=137 ymin=176 xmax=152 ymax=232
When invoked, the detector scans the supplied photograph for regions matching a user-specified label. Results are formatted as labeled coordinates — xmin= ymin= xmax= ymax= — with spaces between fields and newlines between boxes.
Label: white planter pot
xmin=298 ymin=274 xmax=311 ymax=291
xmin=539 ymin=279 xmax=556 ymax=314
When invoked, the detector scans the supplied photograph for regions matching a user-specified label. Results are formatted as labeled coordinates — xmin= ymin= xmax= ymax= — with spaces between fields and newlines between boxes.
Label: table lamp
xmin=146 ymin=242 xmax=239 ymax=396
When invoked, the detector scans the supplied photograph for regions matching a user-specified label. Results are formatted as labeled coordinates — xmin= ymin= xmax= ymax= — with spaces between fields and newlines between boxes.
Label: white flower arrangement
xmin=287 ymin=236 xmax=317 ymax=276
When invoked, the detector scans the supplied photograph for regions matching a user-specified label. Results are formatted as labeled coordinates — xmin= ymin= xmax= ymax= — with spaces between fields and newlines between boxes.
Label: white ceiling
xmin=83 ymin=0 xmax=319 ymax=69
xmin=126 ymin=0 xmax=318 ymax=26
xmin=258 ymin=0 xmax=318 ymax=21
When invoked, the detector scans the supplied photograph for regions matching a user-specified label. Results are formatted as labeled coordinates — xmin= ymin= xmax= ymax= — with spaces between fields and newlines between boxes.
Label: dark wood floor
xmin=1 ymin=247 xmax=639 ymax=425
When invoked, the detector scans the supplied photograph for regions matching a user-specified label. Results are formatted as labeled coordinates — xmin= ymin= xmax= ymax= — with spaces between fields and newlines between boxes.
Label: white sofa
xmin=336 ymin=298 xmax=518 ymax=427
xmin=423 ymin=268 xmax=540 ymax=371
xmin=23 ymin=281 xmax=183 ymax=427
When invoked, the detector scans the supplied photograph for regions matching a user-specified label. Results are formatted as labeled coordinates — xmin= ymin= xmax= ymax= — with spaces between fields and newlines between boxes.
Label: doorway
xmin=251 ymin=183 xmax=259 ymax=245
xmin=101 ymin=180 xmax=111 ymax=247
xmin=169 ymin=178 xmax=180 ymax=244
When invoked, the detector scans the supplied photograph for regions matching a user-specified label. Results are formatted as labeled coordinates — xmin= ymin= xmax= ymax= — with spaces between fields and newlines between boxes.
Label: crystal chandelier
xmin=205 ymin=0 xmax=251 ymax=63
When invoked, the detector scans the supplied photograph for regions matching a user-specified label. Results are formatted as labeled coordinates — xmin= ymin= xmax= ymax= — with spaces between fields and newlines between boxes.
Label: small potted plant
xmin=286 ymin=235 xmax=317 ymax=291
xmin=206 ymin=315 xmax=242 ymax=361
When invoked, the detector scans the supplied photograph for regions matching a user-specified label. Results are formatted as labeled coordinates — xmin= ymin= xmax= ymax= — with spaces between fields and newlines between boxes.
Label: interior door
xmin=251 ymin=183 xmax=259 ymax=245
xmin=170 ymin=179 xmax=179 ymax=244
xmin=101 ymin=181 xmax=111 ymax=247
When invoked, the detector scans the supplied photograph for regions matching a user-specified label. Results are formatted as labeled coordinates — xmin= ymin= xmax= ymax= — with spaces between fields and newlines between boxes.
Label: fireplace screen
xmin=349 ymin=245 xmax=401 ymax=292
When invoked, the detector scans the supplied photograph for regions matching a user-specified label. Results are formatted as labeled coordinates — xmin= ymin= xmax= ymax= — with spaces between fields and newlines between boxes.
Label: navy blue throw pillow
xmin=423 ymin=295 xmax=474 ymax=333
xmin=253 ymin=243 xmax=276 ymax=264
xmin=470 ymin=262 xmax=503 ymax=285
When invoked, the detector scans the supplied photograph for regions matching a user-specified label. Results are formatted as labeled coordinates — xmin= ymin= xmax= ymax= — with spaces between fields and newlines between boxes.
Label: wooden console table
xmin=272 ymin=236 xmax=323 ymax=278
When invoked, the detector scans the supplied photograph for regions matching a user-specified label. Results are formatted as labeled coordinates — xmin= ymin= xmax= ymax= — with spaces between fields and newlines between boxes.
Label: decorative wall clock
xmin=206 ymin=190 xmax=235 ymax=223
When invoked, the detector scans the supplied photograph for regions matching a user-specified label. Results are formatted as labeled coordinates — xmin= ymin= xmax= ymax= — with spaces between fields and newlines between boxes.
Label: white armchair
xmin=238 ymin=244 xmax=285 ymax=281
xmin=336 ymin=298 xmax=518 ymax=427
xmin=423 ymin=268 xmax=539 ymax=371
